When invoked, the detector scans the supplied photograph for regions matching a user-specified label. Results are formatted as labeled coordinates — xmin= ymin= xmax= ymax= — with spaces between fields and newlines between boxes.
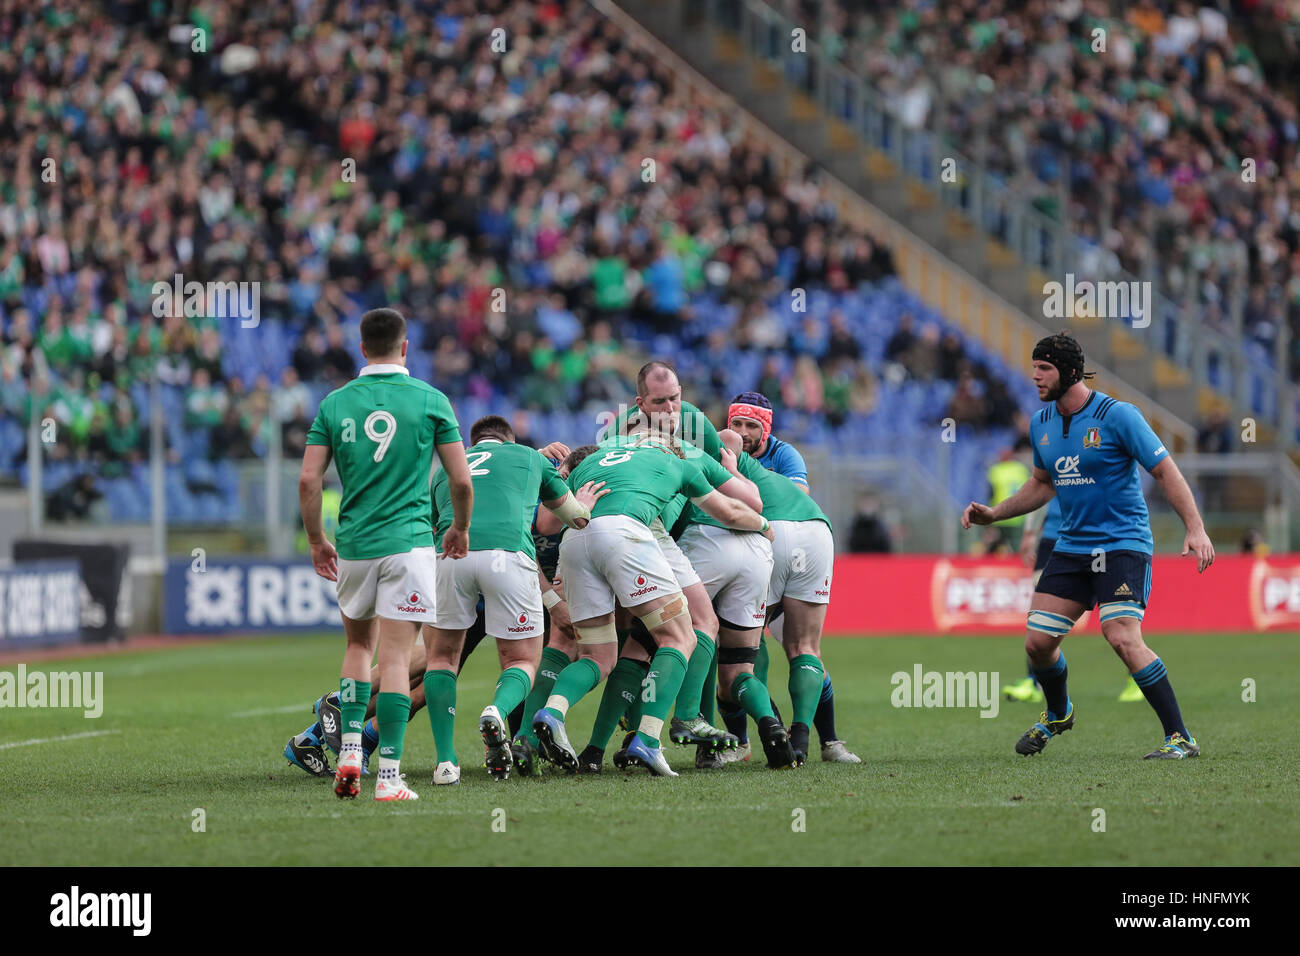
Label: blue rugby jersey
xmin=1029 ymin=390 xmax=1168 ymax=555
xmin=1041 ymin=495 xmax=1062 ymax=541
xmin=754 ymin=434 xmax=808 ymax=487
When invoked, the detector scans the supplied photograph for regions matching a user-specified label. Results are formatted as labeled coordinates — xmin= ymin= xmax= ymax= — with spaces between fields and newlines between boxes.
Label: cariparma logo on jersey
xmin=1053 ymin=455 xmax=1095 ymax=486
xmin=1083 ymin=427 xmax=1101 ymax=449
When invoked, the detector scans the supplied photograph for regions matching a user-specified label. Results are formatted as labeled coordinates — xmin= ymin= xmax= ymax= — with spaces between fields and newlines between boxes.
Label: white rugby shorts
xmin=336 ymin=546 xmax=438 ymax=623
xmin=558 ymin=514 xmax=680 ymax=621
xmin=678 ymin=523 xmax=774 ymax=628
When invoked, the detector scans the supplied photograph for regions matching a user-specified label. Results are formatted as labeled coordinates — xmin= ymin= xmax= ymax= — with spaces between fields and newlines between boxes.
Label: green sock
xmin=521 ymin=646 xmax=571 ymax=742
xmin=590 ymin=658 xmax=647 ymax=749
xmin=543 ymin=657 xmax=603 ymax=718
xmin=492 ymin=666 xmax=531 ymax=717
xmin=637 ymin=646 xmax=689 ymax=748
xmin=422 ymin=669 xmax=458 ymax=765
xmin=625 ymin=683 xmax=644 ymax=731
xmin=787 ymin=653 xmax=824 ymax=727
xmin=339 ymin=678 xmax=372 ymax=739
xmin=376 ymin=692 xmax=412 ymax=762
xmin=701 ymin=654 xmax=718 ymax=723
xmin=755 ymin=638 xmax=771 ymax=685
xmin=732 ymin=671 xmax=775 ymax=721
xmin=673 ymin=630 xmax=715 ymax=720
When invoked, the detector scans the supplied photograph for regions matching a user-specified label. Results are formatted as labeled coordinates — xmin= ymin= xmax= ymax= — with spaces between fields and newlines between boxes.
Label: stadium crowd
xmin=0 ymin=0 xmax=1045 ymax=516
xmin=777 ymin=0 xmax=1300 ymax=384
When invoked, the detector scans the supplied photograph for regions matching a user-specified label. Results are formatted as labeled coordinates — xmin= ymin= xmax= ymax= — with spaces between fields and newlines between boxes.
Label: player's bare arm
xmin=540 ymin=568 xmax=576 ymax=642
xmin=437 ymin=439 xmax=474 ymax=558
xmin=534 ymin=505 xmax=562 ymax=535
xmin=963 ymin=469 xmax=1055 ymax=528
xmin=541 ymin=480 xmax=609 ymax=530
xmin=299 ymin=443 xmax=338 ymax=581
xmin=1149 ymin=457 xmax=1215 ymax=573
xmin=716 ymin=443 xmax=763 ymax=511
xmin=692 ymin=489 xmax=774 ymax=540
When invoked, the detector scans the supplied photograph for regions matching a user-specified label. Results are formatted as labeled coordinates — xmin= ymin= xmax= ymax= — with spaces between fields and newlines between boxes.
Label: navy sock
xmin=508 ymin=700 xmax=524 ymax=739
xmin=361 ymin=720 xmax=379 ymax=757
xmin=1025 ymin=656 xmax=1035 ymax=681
xmin=812 ymin=672 xmax=837 ymax=742
xmin=1131 ymin=658 xmax=1189 ymax=740
xmin=720 ymin=700 xmax=749 ymax=744
xmin=1033 ymin=651 xmax=1069 ymax=721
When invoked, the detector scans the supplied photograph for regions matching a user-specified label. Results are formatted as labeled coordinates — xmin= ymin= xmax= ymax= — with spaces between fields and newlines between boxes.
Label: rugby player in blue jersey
xmin=963 ymin=333 xmax=1214 ymax=759
xmin=720 ymin=391 xmax=860 ymax=764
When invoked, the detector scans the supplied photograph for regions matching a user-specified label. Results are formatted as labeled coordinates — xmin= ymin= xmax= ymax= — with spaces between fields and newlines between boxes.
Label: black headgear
xmin=1032 ymin=333 xmax=1087 ymax=388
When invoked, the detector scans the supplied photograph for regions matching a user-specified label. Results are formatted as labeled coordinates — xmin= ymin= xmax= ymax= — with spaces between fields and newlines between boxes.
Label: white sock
xmin=378 ymin=757 xmax=400 ymax=782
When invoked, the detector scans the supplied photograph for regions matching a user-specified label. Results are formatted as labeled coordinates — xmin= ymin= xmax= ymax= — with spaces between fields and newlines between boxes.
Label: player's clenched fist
xmin=962 ymin=501 xmax=996 ymax=528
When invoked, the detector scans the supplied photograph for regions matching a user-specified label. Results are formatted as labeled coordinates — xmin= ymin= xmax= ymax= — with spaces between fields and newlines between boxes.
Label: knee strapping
xmin=575 ymin=621 xmax=619 ymax=645
xmin=1098 ymin=601 xmax=1145 ymax=624
xmin=639 ymin=595 xmax=689 ymax=631
xmin=1027 ymin=609 xmax=1075 ymax=637
xmin=718 ymin=645 xmax=758 ymax=665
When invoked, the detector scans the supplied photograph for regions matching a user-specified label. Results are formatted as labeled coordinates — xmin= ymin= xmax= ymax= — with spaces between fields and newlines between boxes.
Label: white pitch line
xmin=0 ymin=729 xmax=120 ymax=750
xmin=229 ymin=703 xmax=310 ymax=719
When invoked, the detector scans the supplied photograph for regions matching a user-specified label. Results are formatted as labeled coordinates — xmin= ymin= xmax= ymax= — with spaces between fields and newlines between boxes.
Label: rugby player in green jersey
xmin=715 ymin=428 xmax=837 ymax=766
xmin=576 ymin=425 xmax=761 ymax=773
xmin=423 ymin=416 xmax=607 ymax=784
xmin=533 ymin=416 xmax=773 ymax=777
xmin=594 ymin=362 xmax=757 ymax=769
xmin=300 ymin=308 xmax=472 ymax=802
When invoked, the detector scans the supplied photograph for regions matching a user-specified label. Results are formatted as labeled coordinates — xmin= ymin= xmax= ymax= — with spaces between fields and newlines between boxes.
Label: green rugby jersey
xmin=567 ymin=439 xmax=713 ymax=528
xmin=688 ymin=450 xmax=831 ymax=530
xmin=612 ymin=399 xmax=721 ymax=461
xmin=659 ymin=441 xmax=734 ymax=530
xmin=430 ymin=440 xmax=569 ymax=559
xmin=306 ymin=364 xmax=461 ymax=560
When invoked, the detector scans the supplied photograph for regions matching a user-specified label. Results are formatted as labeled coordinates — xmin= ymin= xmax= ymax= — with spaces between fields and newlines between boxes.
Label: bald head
xmin=636 ymin=360 xmax=677 ymax=396
xmin=634 ymin=361 xmax=681 ymax=437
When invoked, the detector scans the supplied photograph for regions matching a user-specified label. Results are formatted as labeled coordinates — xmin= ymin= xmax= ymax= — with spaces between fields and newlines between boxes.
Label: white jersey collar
xmin=358 ymin=363 xmax=409 ymax=376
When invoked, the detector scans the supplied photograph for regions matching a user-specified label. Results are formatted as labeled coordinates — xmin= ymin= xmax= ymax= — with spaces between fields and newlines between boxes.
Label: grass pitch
xmin=1 ymin=632 xmax=1296 ymax=866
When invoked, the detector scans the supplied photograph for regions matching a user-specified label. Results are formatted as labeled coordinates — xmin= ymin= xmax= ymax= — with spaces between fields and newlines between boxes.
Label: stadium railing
xmin=673 ymin=0 xmax=1297 ymax=446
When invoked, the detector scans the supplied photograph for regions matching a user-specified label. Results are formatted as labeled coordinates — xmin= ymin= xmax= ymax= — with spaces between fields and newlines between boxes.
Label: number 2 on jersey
xmin=466 ymin=450 xmax=493 ymax=475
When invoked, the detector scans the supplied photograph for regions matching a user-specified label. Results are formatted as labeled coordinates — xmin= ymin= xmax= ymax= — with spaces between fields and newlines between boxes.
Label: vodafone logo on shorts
xmin=507 ymin=610 xmax=534 ymax=634
xmin=397 ymin=590 xmax=428 ymax=614
xmin=815 ymin=577 xmax=830 ymax=597
xmin=629 ymin=572 xmax=658 ymax=599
